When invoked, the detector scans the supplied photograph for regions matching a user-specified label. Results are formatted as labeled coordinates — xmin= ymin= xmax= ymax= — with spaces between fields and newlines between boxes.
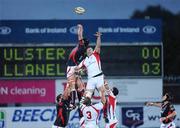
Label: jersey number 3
xmin=86 ymin=111 xmax=92 ymax=119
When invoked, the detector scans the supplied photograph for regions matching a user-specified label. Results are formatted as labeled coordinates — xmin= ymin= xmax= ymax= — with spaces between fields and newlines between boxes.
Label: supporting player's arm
xmin=63 ymin=86 xmax=71 ymax=100
xmin=101 ymin=87 xmax=106 ymax=105
xmin=104 ymin=80 xmax=113 ymax=96
xmin=77 ymin=24 xmax=83 ymax=41
xmin=75 ymin=60 xmax=85 ymax=71
xmin=104 ymin=80 xmax=110 ymax=90
xmin=94 ymin=32 xmax=102 ymax=54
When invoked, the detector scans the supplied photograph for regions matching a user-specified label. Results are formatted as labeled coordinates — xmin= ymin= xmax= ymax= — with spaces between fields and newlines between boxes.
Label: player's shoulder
xmin=109 ymin=93 xmax=116 ymax=99
xmin=93 ymin=50 xmax=99 ymax=54
xmin=106 ymin=90 xmax=116 ymax=98
xmin=169 ymin=102 xmax=175 ymax=109
xmin=80 ymin=104 xmax=87 ymax=111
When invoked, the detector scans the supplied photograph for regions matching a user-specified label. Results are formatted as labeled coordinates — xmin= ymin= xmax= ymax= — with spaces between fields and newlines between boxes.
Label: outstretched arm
xmin=101 ymin=86 xmax=106 ymax=105
xmin=94 ymin=32 xmax=102 ymax=54
xmin=77 ymin=24 xmax=83 ymax=41
xmin=145 ymin=102 xmax=162 ymax=107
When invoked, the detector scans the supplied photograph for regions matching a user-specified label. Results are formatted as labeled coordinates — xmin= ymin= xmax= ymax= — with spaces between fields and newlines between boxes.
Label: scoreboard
xmin=0 ymin=44 xmax=162 ymax=79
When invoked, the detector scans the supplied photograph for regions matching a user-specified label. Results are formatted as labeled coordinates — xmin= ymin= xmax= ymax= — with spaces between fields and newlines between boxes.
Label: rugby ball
xmin=74 ymin=7 xmax=86 ymax=14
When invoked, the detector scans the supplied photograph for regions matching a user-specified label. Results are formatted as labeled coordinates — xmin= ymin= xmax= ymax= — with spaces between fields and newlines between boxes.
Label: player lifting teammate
xmin=80 ymin=87 xmax=106 ymax=128
xmin=52 ymin=88 xmax=72 ymax=128
xmin=103 ymin=81 xmax=119 ymax=128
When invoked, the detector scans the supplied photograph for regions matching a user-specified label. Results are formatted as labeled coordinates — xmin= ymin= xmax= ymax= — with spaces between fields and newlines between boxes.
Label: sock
xmin=103 ymin=99 xmax=108 ymax=118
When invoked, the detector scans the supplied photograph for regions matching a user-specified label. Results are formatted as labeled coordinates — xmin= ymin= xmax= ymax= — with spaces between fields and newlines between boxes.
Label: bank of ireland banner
xmin=0 ymin=19 xmax=161 ymax=43
xmin=0 ymin=80 xmax=55 ymax=103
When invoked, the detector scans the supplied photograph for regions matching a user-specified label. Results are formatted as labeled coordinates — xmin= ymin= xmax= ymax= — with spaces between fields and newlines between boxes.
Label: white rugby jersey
xmin=106 ymin=90 xmax=117 ymax=120
xmin=80 ymin=102 xmax=103 ymax=127
xmin=79 ymin=51 xmax=102 ymax=78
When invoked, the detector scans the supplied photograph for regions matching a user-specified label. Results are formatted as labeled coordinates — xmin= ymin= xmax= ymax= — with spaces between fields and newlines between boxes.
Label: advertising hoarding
xmin=1 ymin=105 xmax=180 ymax=128
xmin=0 ymin=80 xmax=55 ymax=103
xmin=0 ymin=20 xmax=161 ymax=43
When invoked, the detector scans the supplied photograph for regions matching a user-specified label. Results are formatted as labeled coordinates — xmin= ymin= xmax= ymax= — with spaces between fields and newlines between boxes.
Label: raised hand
xmin=77 ymin=24 xmax=83 ymax=35
xmin=94 ymin=32 xmax=102 ymax=37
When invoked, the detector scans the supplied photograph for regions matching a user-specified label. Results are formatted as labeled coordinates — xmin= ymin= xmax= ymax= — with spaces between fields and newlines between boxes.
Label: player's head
xmin=56 ymin=94 xmax=62 ymax=103
xmin=83 ymin=96 xmax=91 ymax=106
xmin=86 ymin=46 xmax=93 ymax=57
xmin=83 ymin=38 xmax=89 ymax=48
xmin=162 ymin=92 xmax=173 ymax=102
xmin=112 ymin=87 xmax=119 ymax=96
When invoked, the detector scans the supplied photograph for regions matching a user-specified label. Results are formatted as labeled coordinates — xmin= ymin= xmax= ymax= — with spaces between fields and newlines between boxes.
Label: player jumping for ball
xmin=76 ymin=32 xmax=105 ymax=99
xmin=66 ymin=24 xmax=89 ymax=108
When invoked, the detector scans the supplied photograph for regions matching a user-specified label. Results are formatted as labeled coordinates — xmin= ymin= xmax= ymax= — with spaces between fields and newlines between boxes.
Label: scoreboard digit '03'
xmin=100 ymin=44 xmax=162 ymax=77
xmin=0 ymin=44 xmax=162 ymax=79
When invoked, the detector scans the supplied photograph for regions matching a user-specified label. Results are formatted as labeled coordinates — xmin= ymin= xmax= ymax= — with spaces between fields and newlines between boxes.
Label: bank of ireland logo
xmin=0 ymin=26 xmax=11 ymax=35
xmin=122 ymin=107 xmax=144 ymax=128
xmin=0 ymin=111 xmax=5 ymax=128
xmin=69 ymin=26 xmax=78 ymax=34
xmin=142 ymin=25 xmax=156 ymax=34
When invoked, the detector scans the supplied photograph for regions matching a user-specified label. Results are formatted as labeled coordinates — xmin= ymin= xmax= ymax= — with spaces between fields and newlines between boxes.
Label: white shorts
xmin=160 ymin=122 xmax=176 ymax=128
xmin=105 ymin=119 xmax=118 ymax=128
xmin=86 ymin=75 xmax=104 ymax=90
xmin=66 ymin=66 xmax=77 ymax=78
xmin=52 ymin=125 xmax=65 ymax=128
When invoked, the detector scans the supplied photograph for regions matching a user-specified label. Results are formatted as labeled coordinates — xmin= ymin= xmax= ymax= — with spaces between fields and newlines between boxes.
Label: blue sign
xmin=122 ymin=107 xmax=144 ymax=128
xmin=0 ymin=111 xmax=5 ymax=128
xmin=0 ymin=19 xmax=161 ymax=43
xmin=12 ymin=109 xmax=56 ymax=122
